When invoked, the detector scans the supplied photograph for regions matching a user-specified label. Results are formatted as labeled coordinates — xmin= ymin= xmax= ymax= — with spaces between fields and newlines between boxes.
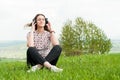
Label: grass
xmin=0 ymin=53 xmax=120 ymax=80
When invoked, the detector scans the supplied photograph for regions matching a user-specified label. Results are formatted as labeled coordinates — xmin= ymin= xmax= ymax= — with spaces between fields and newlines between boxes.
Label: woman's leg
xmin=45 ymin=45 xmax=62 ymax=65
xmin=27 ymin=46 xmax=63 ymax=72
xmin=27 ymin=51 xmax=34 ymax=68
xmin=27 ymin=47 xmax=53 ymax=69
xmin=27 ymin=47 xmax=46 ymax=67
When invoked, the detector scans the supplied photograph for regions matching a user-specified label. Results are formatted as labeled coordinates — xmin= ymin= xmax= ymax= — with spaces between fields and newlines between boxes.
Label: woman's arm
xmin=50 ymin=32 xmax=59 ymax=46
xmin=47 ymin=22 xmax=59 ymax=46
xmin=27 ymin=31 xmax=34 ymax=47
xmin=27 ymin=21 xmax=35 ymax=47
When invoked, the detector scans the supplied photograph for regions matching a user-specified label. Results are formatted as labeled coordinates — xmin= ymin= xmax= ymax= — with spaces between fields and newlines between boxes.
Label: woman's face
xmin=36 ymin=15 xmax=45 ymax=28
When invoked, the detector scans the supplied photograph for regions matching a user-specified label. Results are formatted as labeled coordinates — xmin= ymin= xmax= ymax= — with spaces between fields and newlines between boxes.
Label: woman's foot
xmin=50 ymin=65 xmax=63 ymax=72
xmin=27 ymin=65 xmax=42 ymax=72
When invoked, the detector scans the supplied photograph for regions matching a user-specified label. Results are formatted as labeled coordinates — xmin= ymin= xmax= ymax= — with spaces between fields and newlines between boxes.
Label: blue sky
xmin=0 ymin=0 xmax=120 ymax=41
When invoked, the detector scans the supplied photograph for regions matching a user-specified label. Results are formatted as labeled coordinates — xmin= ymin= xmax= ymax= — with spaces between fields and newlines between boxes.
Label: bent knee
xmin=54 ymin=45 xmax=62 ymax=52
xmin=27 ymin=47 xmax=36 ymax=54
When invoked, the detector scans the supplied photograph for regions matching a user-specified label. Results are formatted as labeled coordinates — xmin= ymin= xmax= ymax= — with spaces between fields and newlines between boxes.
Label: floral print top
xmin=28 ymin=30 xmax=51 ymax=58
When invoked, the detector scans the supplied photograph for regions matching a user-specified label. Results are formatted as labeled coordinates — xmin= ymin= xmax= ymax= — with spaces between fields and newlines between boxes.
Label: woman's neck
xmin=36 ymin=27 xmax=45 ymax=33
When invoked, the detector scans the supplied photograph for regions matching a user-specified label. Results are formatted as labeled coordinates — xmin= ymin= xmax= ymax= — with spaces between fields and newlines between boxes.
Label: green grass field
xmin=0 ymin=53 xmax=120 ymax=80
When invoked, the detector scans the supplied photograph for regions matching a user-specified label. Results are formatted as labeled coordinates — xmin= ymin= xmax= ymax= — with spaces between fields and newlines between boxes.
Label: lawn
xmin=0 ymin=53 xmax=120 ymax=80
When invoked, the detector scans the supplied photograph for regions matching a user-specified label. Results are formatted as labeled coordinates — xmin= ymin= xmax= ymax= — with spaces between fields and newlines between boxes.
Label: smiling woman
xmin=25 ymin=13 xmax=63 ymax=72
xmin=25 ymin=14 xmax=49 ymax=32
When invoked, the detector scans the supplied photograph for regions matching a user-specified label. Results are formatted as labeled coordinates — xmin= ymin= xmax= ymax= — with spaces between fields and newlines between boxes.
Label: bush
xmin=60 ymin=17 xmax=112 ymax=56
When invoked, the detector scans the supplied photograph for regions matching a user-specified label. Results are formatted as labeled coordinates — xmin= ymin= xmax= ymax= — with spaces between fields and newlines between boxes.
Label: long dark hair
xmin=25 ymin=14 xmax=50 ymax=32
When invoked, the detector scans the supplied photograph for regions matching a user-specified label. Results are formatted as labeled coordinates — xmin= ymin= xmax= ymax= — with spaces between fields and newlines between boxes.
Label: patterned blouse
xmin=28 ymin=30 xmax=51 ymax=58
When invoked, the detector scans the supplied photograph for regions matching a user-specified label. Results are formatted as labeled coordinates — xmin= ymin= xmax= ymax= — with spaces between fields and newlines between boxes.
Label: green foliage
xmin=0 ymin=53 xmax=120 ymax=80
xmin=60 ymin=20 xmax=76 ymax=55
xmin=60 ymin=17 xmax=112 ymax=55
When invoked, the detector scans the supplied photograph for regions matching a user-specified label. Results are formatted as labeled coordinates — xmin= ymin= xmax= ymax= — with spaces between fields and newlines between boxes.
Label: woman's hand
xmin=31 ymin=21 xmax=36 ymax=31
xmin=46 ymin=22 xmax=55 ymax=33
xmin=46 ymin=22 xmax=52 ymax=31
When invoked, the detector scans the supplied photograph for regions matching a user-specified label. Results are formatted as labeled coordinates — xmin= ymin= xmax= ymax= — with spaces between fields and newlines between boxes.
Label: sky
xmin=0 ymin=0 xmax=120 ymax=41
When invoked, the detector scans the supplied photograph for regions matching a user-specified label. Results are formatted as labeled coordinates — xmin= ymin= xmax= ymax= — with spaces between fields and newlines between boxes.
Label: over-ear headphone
xmin=44 ymin=18 xmax=49 ymax=31
xmin=32 ymin=17 xmax=49 ymax=31
xmin=33 ymin=18 xmax=48 ymax=24
xmin=45 ymin=18 xmax=48 ymax=24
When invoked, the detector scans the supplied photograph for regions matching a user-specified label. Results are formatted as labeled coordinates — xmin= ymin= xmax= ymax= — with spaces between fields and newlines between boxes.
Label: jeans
xmin=27 ymin=45 xmax=62 ymax=68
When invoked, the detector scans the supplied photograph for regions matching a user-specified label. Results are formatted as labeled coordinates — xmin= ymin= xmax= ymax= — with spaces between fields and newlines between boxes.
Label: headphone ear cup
xmin=32 ymin=19 xmax=36 ymax=24
xmin=45 ymin=18 xmax=48 ymax=24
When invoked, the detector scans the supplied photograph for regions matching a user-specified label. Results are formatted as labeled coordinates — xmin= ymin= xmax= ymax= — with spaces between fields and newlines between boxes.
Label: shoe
xmin=27 ymin=65 xmax=40 ymax=73
xmin=50 ymin=65 xmax=63 ymax=72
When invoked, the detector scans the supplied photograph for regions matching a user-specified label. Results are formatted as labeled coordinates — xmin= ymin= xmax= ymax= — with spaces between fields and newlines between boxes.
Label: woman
xmin=26 ymin=14 xmax=63 ymax=72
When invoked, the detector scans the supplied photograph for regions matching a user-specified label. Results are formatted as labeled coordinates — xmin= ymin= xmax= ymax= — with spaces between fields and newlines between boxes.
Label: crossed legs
xmin=27 ymin=45 xmax=62 ymax=72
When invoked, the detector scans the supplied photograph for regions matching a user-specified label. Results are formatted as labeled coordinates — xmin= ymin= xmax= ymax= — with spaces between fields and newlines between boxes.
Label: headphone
xmin=33 ymin=18 xmax=48 ymax=25
xmin=45 ymin=18 xmax=48 ymax=24
xmin=33 ymin=18 xmax=49 ymax=31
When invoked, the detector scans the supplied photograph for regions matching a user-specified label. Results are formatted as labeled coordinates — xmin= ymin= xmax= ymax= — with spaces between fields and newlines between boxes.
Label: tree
xmin=60 ymin=20 xmax=76 ymax=56
xmin=60 ymin=17 xmax=112 ymax=56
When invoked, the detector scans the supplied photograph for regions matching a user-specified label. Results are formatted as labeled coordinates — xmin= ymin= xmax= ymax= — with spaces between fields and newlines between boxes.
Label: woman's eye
xmin=37 ymin=19 xmax=45 ymax=21
xmin=37 ymin=19 xmax=41 ymax=21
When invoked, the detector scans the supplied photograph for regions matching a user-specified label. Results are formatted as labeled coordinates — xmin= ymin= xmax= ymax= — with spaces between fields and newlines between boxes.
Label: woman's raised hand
xmin=46 ymin=22 xmax=52 ymax=31
xmin=31 ymin=21 xmax=36 ymax=31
